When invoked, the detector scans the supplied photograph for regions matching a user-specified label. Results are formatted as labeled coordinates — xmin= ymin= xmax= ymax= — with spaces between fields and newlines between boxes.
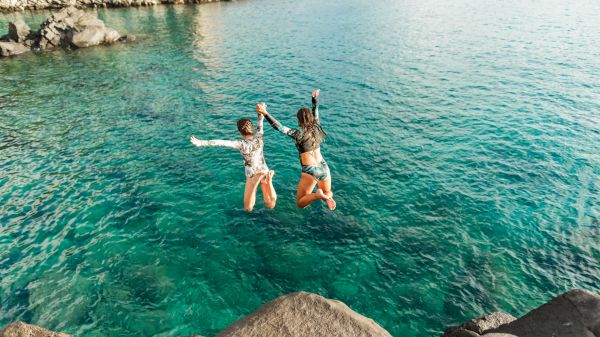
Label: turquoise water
xmin=1 ymin=0 xmax=599 ymax=336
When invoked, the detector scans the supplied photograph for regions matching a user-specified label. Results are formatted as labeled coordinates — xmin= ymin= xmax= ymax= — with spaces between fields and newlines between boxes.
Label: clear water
xmin=1 ymin=0 xmax=599 ymax=336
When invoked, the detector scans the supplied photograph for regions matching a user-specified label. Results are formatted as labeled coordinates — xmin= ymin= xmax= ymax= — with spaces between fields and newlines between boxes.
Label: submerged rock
xmin=0 ymin=321 xmax=71 ymax=337
xmin=216 ymin=291 xmax=392 ymax=337
xmin=441 ymin=289 xmax=600 ymax=337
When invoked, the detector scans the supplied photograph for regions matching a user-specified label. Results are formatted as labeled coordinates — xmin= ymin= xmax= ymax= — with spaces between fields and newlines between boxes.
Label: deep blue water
xmin=1 ymin=0 xmax=599 ymax=336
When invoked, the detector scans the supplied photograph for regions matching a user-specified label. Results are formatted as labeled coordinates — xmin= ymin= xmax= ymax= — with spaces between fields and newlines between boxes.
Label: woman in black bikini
xmin=256 ymin=89 xmax=336 ymax=210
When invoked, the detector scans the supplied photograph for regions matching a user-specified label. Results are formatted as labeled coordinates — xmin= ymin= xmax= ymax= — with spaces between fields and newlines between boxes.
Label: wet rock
xmin=463 ymin=312 xmax=516 ymax=334
xmin=69 ymin=26 xmax=106 ymax=47
xmin=486 ymin=289 xmax=600 ymax=337
xmin=0 ymin=41 xmax=30 ymax=56
xmin=37 ymin=6 xmax=120 ymax=49
xmin=442 ymin=289 xmax=600 ymax=337
xmin=0 ymin=321 xmax=71 ymax=337
xmin=216 ymin=291 xmax=392 ymax=337
xmin=442 ymin=312 xmax=515 ymax=337
xmin=8 ymin=20 xmax=30 ymax=42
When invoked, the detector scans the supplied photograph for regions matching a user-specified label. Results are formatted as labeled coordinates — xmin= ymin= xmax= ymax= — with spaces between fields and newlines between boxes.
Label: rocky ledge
xmin=0 ymin=6 xmax=134 ymax=57
xmin=1 ymin=0 xmax=223 ymax=12
xmin=1 ymin=289 xmax=599 ymax=337
xmin=442 ymin=289 xmax=600 ymax=337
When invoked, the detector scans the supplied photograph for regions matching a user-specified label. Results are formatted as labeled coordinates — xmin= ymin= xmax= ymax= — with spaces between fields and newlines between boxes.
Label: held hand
xmin=312 ymin=89 xmax=320 ymax=99
xmin=255 ymin=103 xmax=267 ymax=115
xmin=190 ymin=135 xmax=202 ymax=146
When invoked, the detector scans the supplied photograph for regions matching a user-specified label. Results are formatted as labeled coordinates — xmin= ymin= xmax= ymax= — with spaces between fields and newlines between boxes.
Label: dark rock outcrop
xmin=8 ymin=20 xmax=31 ymax=42
xmin=442 ymin=289 xmax=600 ymax=337
xmin=0 ymin=321 xmax=71 ymax=337
xmin=0 ymin=6 xmax=130 ymax=57
xmin=216 ymin=291 xmax=392 ymax=337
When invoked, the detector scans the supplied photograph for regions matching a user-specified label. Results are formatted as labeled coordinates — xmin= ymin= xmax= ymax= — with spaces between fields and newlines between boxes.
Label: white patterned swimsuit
xmin=193 ymin=115 xmax=269 ymax=177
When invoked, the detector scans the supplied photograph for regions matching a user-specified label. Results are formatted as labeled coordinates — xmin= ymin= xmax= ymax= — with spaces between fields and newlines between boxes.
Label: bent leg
xmin=244 ymin=173 xmax=265 ymax=212
xmin=296 ymin=173 xmax=323 ymax=208
xmin=260 ymin=170 xmax=277 ymax=209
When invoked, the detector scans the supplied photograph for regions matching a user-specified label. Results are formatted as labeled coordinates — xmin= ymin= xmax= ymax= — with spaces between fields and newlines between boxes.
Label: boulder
xmin=442 ymin=289 xmax=600 ymax=337
xmin=38 ymin=6 xmax=120 ymax=49
xmin=485 ymin=289 xmax=600 ymax=337
xmin=442 ymin=312 xmax=515 ymax=337
xmin=104 ymin=27 xmax=121 ymax=43
xmin=463 ymin=312 xmax=516 ymax=334
xmin=0 ymin=321 xmax=71 ymax=337
xmin=0 ymin=41 xmax=30 ymax=56
xmin=8 ymin=20 xmax=30 ymax=42
xmin=69 ymin=26 xmax=107 ymax=47
xmin=216 ymin=292 xmax=392 ymax=337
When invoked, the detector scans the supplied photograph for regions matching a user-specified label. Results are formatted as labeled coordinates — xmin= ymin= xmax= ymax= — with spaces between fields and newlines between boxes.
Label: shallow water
xmin=1 ymin=0 xmax=599 ymax=336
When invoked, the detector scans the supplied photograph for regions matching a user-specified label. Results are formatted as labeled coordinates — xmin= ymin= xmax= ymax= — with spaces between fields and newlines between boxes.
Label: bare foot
xmin=325 ymin=197 xmax=336 ymax=211
xmin=316 ymin=189 xmax=336 ymax=211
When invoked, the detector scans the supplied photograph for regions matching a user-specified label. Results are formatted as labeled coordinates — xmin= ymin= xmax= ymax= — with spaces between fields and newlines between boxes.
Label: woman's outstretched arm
xmin=190 ymin=135 xmax=241 ymax=149
xmin=255 ymin=103 xmax=299 ymax=138
xmin=312 ymin=89 xmax=320 ymax=121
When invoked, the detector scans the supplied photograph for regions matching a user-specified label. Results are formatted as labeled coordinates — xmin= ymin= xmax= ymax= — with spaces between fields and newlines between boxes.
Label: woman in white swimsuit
xmin=190 ymin=113 xmax=277 ymax=212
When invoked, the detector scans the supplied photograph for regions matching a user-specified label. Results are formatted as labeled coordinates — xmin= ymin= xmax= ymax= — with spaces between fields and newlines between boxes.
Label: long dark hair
xmin=297 ymin=107 xmax=326 ymax=148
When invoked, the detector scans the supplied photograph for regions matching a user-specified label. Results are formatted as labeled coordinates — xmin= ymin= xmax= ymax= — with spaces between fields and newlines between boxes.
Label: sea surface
xmin=1 ymin=0 xmax=599 ymax=336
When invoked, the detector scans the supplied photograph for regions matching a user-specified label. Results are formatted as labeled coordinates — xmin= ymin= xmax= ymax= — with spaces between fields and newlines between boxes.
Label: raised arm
xmin=190 ymin=136 xmax=241 ymax=149
xmin=312 ymin=89 xmax=320 ymax=121
xmin=256 ymin=103 xmax=299 ymax=139
xmin=256 ymin=113 xmax=264 ymax=137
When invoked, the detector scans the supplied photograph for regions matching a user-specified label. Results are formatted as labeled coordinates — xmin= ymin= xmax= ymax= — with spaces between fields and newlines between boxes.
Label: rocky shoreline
xmin=1 ymin=0 xmax=225 ymax=13
xmin=1 ymin=289 xmax=598 ymax=337
xmin=441 ymin=289 xmax=600 ymax=337
xmin=0 ymin=6 xmax=134 ymax=57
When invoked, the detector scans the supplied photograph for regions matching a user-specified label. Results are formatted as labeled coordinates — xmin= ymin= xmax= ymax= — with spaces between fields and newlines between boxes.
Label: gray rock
xmin=38 ymin=7 xmax=120 ymax=49
xmin=463 ymin=312 xmax=516 ymax=334
xmin=0 ymin=321 xmax=71 ymax=337
xmin=8 ymin=20 xmax=30 ymax=42
xmin=69 ymin=26 xmax=106 ymax=47
xmin=488 ymin=289 xmax=600 ymax=337
xmin=444 ymin=289 xmax=600 ymax=337
xmin=442 ymin=312 xmax=515 ymax=337
xmin=216 ymin=291 xmax=392 ymax=337
xmin=0 ymin=41 xmax=30 ymax=56
xmin=104 ymin=27 xmax=120 ymax=43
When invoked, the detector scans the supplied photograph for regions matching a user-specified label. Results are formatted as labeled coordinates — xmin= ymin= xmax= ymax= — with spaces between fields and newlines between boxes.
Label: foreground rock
xmin=442 ymin=289 xmax=600 ymax=337
xmin=216 ymin=291 xmax=392 ymax=337
xmin=1 ymin=0 xmax=223 ymax=12
xmin=0 ymin=6 xmax=132 ymax=57
xmin=0 ymin=321 xmax=71 ymax=337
